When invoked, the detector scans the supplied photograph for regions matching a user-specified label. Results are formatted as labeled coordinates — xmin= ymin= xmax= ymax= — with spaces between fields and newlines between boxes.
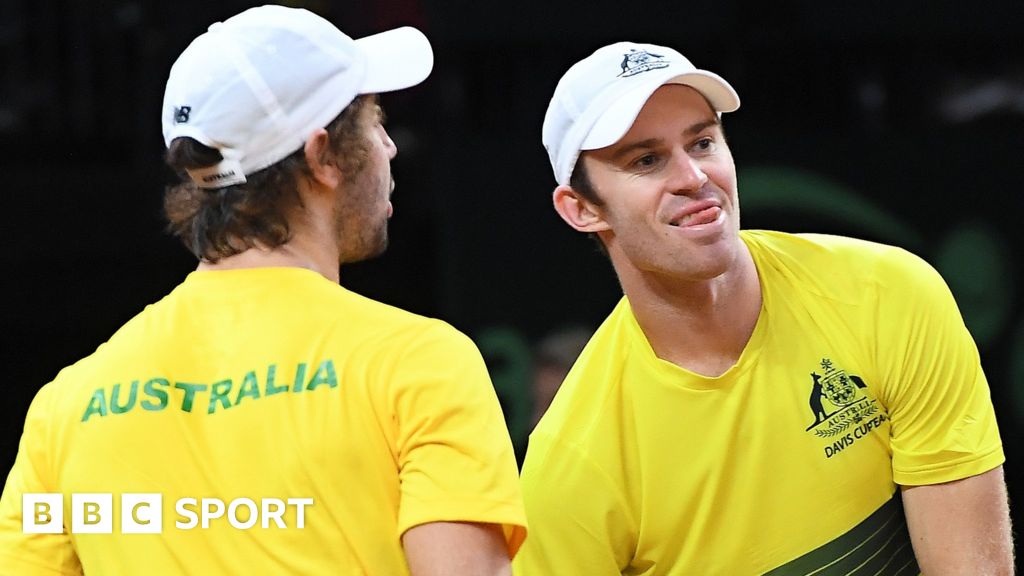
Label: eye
xmin=629 ymin=153 xmax=663 ymax=172
xmin=691 ymin=137 xmax=717 ymax=155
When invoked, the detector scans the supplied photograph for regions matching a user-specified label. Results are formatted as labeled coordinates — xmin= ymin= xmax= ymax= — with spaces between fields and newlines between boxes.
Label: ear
xmin=552 ymin=184 xmax=610 ymax=233
xmin=303 ymin=128 xmax=342 ymax=189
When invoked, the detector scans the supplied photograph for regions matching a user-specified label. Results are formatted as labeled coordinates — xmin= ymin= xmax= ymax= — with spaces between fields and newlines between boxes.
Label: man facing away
xmin=0 ymin=6 xmax=525 ymax=575
xmin=514 ymin=41 xmax=1013 ymax=575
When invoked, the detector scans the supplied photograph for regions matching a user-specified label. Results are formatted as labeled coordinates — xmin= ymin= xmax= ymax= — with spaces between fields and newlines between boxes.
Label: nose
xmin=382 ymin=127 xmax=398 ymax=160
xmin=668 ymin=152 xmax=708 ymax=194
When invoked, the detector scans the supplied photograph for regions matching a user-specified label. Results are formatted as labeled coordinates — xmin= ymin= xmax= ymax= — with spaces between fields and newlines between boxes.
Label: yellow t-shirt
xmin=0 ymin=267 xmax=526 ymax=575
xmin=515 ymin=230 xmax=1003 ymax=575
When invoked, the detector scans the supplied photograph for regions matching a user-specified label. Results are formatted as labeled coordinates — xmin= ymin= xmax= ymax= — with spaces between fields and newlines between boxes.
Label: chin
xmin=339 ymin=236 xmax=388 ymax=265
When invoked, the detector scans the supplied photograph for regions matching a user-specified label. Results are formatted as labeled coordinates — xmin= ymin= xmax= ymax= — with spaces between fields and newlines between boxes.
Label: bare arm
xmin=902 ymin=466 xmax=1014 ymax=575
xmin=402 ymin=521 xmax=511 ymax=576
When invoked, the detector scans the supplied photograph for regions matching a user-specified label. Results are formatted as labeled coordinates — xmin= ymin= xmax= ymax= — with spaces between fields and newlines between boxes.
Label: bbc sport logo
xmin=23 ymin=493 xmax=313 ymax=534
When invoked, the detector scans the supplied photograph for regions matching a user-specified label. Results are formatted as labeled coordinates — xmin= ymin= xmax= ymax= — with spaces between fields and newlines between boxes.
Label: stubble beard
xmin=335 ymin=174 xmax=390 ymax=265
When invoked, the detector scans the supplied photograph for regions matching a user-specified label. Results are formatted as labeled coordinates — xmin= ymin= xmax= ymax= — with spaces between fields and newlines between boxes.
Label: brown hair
xmin=163 ymin=95 xmax=376 ymax=262
xmin=568 ymin=157 xmax=603 ymax=207
xmin=567 ymin=157 xmax=608 ymax=254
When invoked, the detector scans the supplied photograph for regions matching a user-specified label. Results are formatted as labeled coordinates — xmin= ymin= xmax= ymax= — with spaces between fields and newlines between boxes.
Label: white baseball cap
xmin=542 ymin=41 xmax=740 ymax=186
xmin=162 ymin=5 xmax=433 ymax=189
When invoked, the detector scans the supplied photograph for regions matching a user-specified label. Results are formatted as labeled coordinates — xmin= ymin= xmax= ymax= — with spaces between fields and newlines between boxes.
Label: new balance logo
xmin=174 ymin=106 xmax=192 ymax=124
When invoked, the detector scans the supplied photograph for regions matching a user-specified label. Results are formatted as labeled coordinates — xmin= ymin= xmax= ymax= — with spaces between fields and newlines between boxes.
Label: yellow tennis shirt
xmin=0 ymin=267 xmax=526 ymax=575
xmin=515 ymin=230 xmax=1003 ymax=575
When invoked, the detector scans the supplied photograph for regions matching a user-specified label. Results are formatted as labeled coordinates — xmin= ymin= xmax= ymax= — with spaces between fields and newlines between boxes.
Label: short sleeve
xmin=513 ymin=433 xmax=634 ymax=575
xmin=389 ymin=322 xmax=527 ymax=557
xmin=0 ymin=383 xmax=83 ymax=575
xmin=873 ymin=248 xmax=1004 ymax=485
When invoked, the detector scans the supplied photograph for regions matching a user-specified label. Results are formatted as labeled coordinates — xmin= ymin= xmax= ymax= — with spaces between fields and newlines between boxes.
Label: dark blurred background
xmin=2 ymin=0 xmax=1022 ymax=558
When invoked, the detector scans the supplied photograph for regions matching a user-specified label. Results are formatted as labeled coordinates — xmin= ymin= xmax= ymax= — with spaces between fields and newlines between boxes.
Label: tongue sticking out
xmin=679 ymin=206 xmax=720 ymax=227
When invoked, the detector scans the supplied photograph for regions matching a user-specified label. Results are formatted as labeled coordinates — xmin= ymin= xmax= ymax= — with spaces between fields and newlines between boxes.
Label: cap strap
xmin=186 ymin=148 xmax=247 ymax=189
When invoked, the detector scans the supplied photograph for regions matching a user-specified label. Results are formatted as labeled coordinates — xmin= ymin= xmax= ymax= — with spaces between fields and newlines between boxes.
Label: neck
xmin=198 ymin=178 xmax=345 ymax=282
xmin=197 ymin=231 xmax=341 ymax=284
xmin=612 ymin=241 xmax=762 ymax=377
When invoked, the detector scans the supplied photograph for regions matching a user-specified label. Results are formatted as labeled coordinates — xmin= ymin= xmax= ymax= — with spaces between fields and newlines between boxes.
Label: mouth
xmin=387 ymin=180 xmax=395 ymax=218
xmin=668 ymin=199 xmax=722 ymax=227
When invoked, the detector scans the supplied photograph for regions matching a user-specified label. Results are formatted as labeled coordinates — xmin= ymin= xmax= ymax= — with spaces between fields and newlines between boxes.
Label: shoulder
xmin=327 ymin=288 xmax=477 ymax=352
xmin=24 ymin=353 xmax=106 ymax=427
xmin=531 ymin=298 xmax=633 ymax=442
xmin=742 ymin=229 xmax=904 ymax=266
xmin=306 ymin=278 xmax=472 ymax=346
xmin=742 ymin=230 xmax=937 ymax=298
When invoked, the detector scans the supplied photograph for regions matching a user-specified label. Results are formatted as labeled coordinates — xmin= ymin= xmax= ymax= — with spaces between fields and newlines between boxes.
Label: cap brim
xmin=356 ymin=26 xmax=434 ymax=94
xmin=581 ymin=70 xmax=740 ymax=151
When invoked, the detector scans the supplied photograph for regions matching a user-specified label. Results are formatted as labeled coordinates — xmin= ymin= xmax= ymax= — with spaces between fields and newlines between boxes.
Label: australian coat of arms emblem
xmin=618 ymin=49 xmax=670 ymax=77
xmin=805 ymin=358 xmax=883 ymax=438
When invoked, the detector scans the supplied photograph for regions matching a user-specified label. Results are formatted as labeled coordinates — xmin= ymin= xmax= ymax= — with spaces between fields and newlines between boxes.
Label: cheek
xmin=714 ymin=152 xmax=737 ymax=184
xmin=375 ymin=144 xmax=392 ymax=170
xmin=708 ymin=164 xmax=737 ymax=194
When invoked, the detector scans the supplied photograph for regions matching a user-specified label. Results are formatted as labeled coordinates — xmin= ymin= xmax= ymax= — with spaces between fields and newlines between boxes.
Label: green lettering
xmin=81 ymin=389 xmax=108 ymax=422
xmin=208 ymin=379 xmax=233 ymax=414
xmin=235 ymin=371 xmax=261 ymax=405
xmin=109 ymin=381 xmax=139 ymax=415
xmin=174 ymin=382 xmax=207 ymax=413
xmin=306 ymin=359 xmax=338 ymax=391
xmin=265 ymin=364 xmax=287 ymax=396
xmin=141 ymin=378 xmax=169 ymax=411
xmin=292 ymin=363 xmax=307 ymax=393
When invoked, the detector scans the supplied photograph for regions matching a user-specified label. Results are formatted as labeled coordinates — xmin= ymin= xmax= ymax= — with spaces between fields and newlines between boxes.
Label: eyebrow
xmin=609 ymin=117 xmax=721 ymax=161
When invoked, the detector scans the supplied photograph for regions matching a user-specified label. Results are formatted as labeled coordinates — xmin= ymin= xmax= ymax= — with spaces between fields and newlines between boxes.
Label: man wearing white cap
xmin=515 ymin=41 xmax=1012 ymax=574
xmin=0 ymin=6 xmax=525 ymax=575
